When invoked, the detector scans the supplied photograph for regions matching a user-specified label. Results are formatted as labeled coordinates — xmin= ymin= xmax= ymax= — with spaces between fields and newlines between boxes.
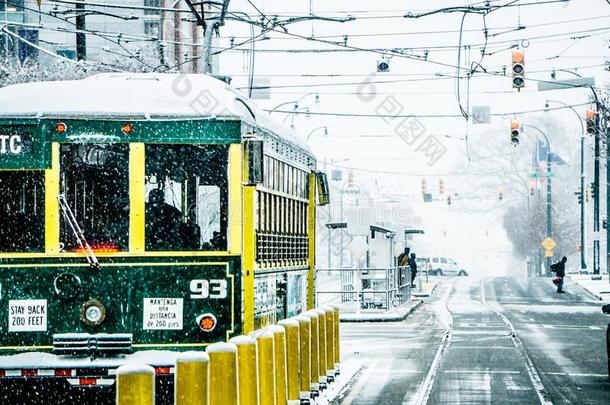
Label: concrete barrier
xmin=313 ymin=308 xmax=328 ymax=388
xmin=116 ymin=364 xmax=155 ymax=405
xmin=252 ymin=328 xmax=276 ymax=405
xmin=175 ymin=351 xmax=210 ymax=405
xmin=207 ymin=342 xmax=239 ymax=405
xmin=267 ymin=325 xmax=288 ymax=405
xmin=322 ymin=306 xmax=336 ymax=378
xmin=293 ymin=315 xmax=312 ymax=400
xmin=278 ymin=319 xmax=301 ymax=404
xmin=302 ymin=311 xmax=320 ymax=394
xmin=229 ymin=335 xmax=259 ymax=405
xmin=332 ymin=305 xmax=341 ymax=371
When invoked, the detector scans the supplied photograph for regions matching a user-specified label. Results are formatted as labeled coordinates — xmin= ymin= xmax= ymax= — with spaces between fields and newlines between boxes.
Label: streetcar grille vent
xmin=53 ymin=333 xmax=133 ymax=356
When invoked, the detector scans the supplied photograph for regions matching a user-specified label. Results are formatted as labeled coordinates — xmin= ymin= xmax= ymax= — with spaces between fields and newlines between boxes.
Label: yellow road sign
xmin=544 ymin=249 xmax=554 ymax=258
xmin=541 ymin=237 xmax=557 ymax=251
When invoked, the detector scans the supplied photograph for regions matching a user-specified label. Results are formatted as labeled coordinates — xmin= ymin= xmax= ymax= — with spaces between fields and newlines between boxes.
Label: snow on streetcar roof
xmin=0 ymin=73 xmax=311 ymax=153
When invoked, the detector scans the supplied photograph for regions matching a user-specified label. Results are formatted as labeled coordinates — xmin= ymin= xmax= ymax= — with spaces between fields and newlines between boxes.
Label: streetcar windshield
xmin=0 ymin=171 xmax=44 ymax=252
xmin=145 ymin=144 xmax=228 ymax=251
xmin=59 ymin=143 xmax=130 ymax=252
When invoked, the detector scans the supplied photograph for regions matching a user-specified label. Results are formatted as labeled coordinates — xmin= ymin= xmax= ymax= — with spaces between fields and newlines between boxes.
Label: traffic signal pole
xmin=581 ymin=130 xmax=586 ymax=270
xmin=546 ymin=139 xmax=553 ymax=274
xmin=594 ymin=114 xmax=600 ymax=275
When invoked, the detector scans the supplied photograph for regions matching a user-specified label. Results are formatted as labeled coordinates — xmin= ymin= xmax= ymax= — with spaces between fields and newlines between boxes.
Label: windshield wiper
xmin=58 ymin=194 xmax=101 ymax=271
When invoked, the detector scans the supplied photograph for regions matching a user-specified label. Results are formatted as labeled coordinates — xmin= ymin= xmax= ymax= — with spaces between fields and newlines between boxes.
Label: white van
xmin=425 ymin=256 xmax=468 ymax=276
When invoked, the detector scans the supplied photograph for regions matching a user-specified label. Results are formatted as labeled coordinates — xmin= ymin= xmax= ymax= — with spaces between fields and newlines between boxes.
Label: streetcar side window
xmin=59 ymin=143 xmax=130 ymax=252
xmin=145 ymin=144 xmax=228 ymax=251
xmin=0 ymin=171 xmax=44 ymax=253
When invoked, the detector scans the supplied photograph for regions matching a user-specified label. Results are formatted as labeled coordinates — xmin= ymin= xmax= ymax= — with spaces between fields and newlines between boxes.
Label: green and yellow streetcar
xmin=0 ymin=73 xmax=328 ymax=402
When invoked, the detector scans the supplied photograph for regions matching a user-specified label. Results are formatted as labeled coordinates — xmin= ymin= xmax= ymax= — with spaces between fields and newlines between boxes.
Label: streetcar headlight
xmin=80 ymin=300 xmax=106 ymax=327
xmin=196 ymin=313 xmax=217 ymax=332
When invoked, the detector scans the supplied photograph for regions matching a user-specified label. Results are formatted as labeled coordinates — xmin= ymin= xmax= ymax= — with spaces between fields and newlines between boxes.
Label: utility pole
xmin=75 ymin=0 xmax=86 ymax=60
xmin=184 ymin=0 xmax=231 ymax=74
xmin=545 ymin=100 xmax=587 ymax=271
xmin=606 ymin=110 xmax=610 ymax=282
xmin=594 ymin=112 xmax=600 ymax=275
xmin=525 ymin=124 xmax=553 ymax=273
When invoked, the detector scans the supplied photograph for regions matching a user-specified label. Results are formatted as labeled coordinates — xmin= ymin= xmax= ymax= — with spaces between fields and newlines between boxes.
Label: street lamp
xmin=269 ymin=93 xmax=319 ymax=129
xmin=306 ymin=126 xmax=328 ymax=144
xmin=524 ymin=124 xmax=553 ymax=274
xmin=268 ymin=92 xmax=320 ymax=115
xmin=269 ymin=100 xmax=299 ymax=114
xmin=545 ymin=100 xmax=587 ymax=271
xmin=283 ymin=107 xmax=310 ymax=128
xmin=550 ymin=69 xmax=582 ymax=80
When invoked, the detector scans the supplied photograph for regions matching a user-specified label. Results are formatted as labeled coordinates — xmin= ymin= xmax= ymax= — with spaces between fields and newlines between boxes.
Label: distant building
xmin=1 ymin=0 xmax=203 ymax=73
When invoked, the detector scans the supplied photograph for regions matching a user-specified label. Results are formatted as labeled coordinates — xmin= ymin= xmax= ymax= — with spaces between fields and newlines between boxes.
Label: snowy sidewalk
xmin=412 ymin=281 xmax=438 ymax=298
xmin=568 ymin=274 xmax=610 ymax=301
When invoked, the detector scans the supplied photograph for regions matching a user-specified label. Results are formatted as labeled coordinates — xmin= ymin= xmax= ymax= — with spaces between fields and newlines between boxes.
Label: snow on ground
xmin=569 ymin=274 xmax=610 ymax=302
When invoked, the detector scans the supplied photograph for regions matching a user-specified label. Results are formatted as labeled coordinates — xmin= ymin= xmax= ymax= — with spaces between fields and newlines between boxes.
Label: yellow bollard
xmin=207 ymin=342 xmax=239 ymax=405
xmin=332 ymin=305 xmax=341 ymax=371
xmin=302 ymin=311 xmax=320 ymax=392
xmin=267 ymin=325 xmax=288 ymax=405
xmin=293 ymin=315 xmax=311 ymax=401
xmin=229 ymin=335 xmax=259 ymax=405
xmin=322 ymin=306 xmax=335 ymax=378
xmin=313 ymin=308 xmax=328 ymax=387
xmin=278 ymin=319 xmax=301 ymax=404
xmin=175 ymin=351 xmax=210 ymax=405
xmin=116 ymin=364 xmax=155 ymax=405
xmin=252 ymin=328 xmax=276 ymax=405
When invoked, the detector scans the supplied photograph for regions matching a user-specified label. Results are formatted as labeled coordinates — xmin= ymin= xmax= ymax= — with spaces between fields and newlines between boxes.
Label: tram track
xmin=479 ymin=277 xmax=553 ymax=405
xmin=411 ymin=277 xmax=553 ymax=405
xmin=411 ymin=278 xmax=456 ymax=405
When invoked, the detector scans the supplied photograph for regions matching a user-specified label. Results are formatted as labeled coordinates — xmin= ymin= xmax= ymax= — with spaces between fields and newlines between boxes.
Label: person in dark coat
xmin=409 ymin=252 xmax=418 ymax=288
xmin=550 ymin=256 xmax=567 ymax=293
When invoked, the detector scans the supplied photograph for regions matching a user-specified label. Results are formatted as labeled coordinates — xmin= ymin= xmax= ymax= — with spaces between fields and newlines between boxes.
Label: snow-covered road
xmin=334 ymin=276 xmax=610 ymax=404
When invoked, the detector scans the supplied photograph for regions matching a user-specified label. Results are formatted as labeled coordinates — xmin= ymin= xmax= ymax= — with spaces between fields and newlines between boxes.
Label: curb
xmin=339 ymin=300 xmax=423 ymax=323
xmin=568 ymin=277 xmax=604 ymax=301
xmin=580 ymin=285 xmax=603 ymax=301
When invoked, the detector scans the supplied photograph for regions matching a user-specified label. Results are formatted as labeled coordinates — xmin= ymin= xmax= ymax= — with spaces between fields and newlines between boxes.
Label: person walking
xmin=550 ymin=256 xmax=567 ymax=293
xmin=409 ymin=252 xmax=418 ymax=288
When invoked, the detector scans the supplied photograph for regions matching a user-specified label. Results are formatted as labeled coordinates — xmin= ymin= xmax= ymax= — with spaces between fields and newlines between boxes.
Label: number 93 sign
xmin=189 ymin=279 xmax=228 ymax=299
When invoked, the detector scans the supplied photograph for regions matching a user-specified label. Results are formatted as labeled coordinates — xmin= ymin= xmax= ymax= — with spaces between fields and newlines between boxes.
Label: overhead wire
xmin=1 ymin=26 xmax=127 ymax=72
xmin=6 ymin=0 xmax=156 ymax=70
xmin=266 ymin=101 xmax=592 ymax=119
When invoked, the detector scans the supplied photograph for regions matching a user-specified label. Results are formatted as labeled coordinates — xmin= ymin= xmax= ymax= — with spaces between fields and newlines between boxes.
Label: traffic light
xmin=511 ymin=50 xmax=525 ymax=89
xmin=498 ymin=192 xmax=503 ymax=201
xmin=510 ymin=119 xmax=520 ymax=146
xmin=575 ymin=191 xmax=583 ymax=204
xmin=421 ymin=179 xmax=427 ymax=194
xmin=586 ymin=110 xmax=597 ymax=135
xmin=586 ymin=185 xmax=592 ymax=203
xmin=447 ymin=196 xmax=452 ymax=205
xmin=603 ymin=215 xmax=608 ymax=229
xmin=591 ymin=182 xmax=598 ymax=200
xmin=439 ymin=179 xmax=445 ymax=195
